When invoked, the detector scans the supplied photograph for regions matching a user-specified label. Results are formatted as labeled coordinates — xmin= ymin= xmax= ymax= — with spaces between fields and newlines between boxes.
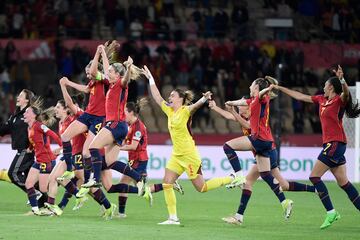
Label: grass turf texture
xmin=0 ymin=181 xmax=359 ymax=240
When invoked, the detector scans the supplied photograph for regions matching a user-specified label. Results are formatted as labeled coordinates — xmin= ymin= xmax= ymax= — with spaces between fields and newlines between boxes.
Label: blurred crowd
xmin=1 ymin=0 xmax=360 ymax=135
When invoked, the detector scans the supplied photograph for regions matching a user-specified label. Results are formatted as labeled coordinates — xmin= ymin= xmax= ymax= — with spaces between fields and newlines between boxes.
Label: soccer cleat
xmin=72 ymin=195 xmax=88 ymax=211
xmin=173 ymin=181 xmax=184 ymax=195
xmin=222 ymin=215 xmax=243 ymax=225
xmin=158 ymin=218 xmax=181 ymax=225
xmin=76 ymin=187 xmax=90 ymax=198
xmin=81 ymin=178 xmax=102 ymax=188
xmin=143 ymin=186 xmax=153 ymax=206
xmin=136 ymin=177 xmax=146 ymax=196
xmin=45 ymin=203 xmax=63 ymax=216
xmin=103 ymin=203 xmax=116 ymax=220
xmin=0 ymin=169 xmax=11 ymax=183
xmin=57 ymin=171 xmax=75 ymax=182
xmin=320 ymin=211 xmax=341 ymax=229
xmin=32 ymin=207 xmax=54 ymax=216
xmin=226 ymin=173 xmax=246 ymax=189
xmin=115 ymin=213 xmax=127 ymax=219
xmin=99 ymin=205 xmax=106 ymax=217
xmin=281 ymin=199 xmax=294 ymax=220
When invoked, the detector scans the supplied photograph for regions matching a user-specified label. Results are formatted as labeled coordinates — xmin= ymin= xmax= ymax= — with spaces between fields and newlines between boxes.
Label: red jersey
xmin=105 ymin=79 xmax=128 ymax=122
xmin=29 ymin=121 xmax=62 ymax=163
xmin=59 ymin=109 xmax=86 ymax=155
xmin=311 ymin=95 xmax=347 ymax=144
xmin=85 ymin=80 xmax=108 ymax=116
xmin=125 ymin=119 xmax=148 ymax=162
xmin=246 ymin=95 xmax=274 ymax=142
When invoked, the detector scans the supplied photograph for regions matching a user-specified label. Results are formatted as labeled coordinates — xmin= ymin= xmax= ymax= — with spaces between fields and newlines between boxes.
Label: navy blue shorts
xmin=248 ymin=136 xmax=273 ymax=158
xmin=130 ymin=160 xmax=148 ymax=176
xmin=253 ymin=149 xmax=278 ymax=169
xmin=32 ymin=161 xmax=56 ymax=174
xmin=77 ymin=112 xmax=105 ymax=135
xmin=318 ymin=141 xmax=346 ymax=168
xmin=60 ymin=154 xmax=83 ymax=170
xmin=72 ymin=153 xmax=84 ymax=170
xmin=104 ymin=121 xmax=128 ymax=145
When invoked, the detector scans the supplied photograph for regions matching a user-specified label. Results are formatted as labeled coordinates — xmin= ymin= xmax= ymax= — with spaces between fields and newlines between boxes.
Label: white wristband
xmin=340 ymin=77 xmax=346 ymax=85
xmin=148 ymin=76 xmax=155 ymax=85
xmin=200 ymin=96 xmax=207 ymax=103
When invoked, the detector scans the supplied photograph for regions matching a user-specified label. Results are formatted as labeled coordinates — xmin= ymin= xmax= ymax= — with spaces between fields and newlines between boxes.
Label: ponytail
xmin=265 ymin=76 xmax=279 ymax=99
xmin=345 ymin=93 xmax=360 ymax=118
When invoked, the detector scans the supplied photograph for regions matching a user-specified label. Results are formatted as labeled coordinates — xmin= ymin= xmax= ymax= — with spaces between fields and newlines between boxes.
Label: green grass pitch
xmin=0 ymin=180 xmax=359 ymax=240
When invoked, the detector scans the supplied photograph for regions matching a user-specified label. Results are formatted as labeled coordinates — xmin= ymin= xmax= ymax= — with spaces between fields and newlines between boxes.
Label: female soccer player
xmin=208 ymin=98 xmax=315 ymax=225
xmin=24 ymin=101 xmax=62 ymax=215
xmin=81 ymin=52 xmax=146 ymax=193
xmin=45 ymin=84 xmax=88 ymax=215
xmin=0 ymin=89 xmax=45 ymax=204
xmin=99 ymin=99 xmax=183 ymax=217
xmin=273 ymin=65 xmax=360 ymax=229
xmin=59 ymin=45 xmax=109 ymax=182
xmin=224 ymin=77 xmax=294 ymax=222
xmin=142 ymin=65 xmax=240 ymax=225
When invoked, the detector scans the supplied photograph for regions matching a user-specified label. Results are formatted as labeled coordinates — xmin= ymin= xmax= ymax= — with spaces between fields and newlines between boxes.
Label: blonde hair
xmin=104 ymin=40 xmax=142 ymax=81
xmin=265 ymin=76 xmax=279 ymax=99
xmin=30 ymin=97 xmax=57 ymax=127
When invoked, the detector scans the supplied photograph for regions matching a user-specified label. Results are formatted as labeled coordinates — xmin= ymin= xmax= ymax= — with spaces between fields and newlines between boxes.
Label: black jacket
xmin=0 ymin=107 xmax=30 ymax=151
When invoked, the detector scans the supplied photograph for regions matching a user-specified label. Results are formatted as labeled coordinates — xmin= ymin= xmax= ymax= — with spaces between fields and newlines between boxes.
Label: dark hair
xmin=71 ymin=93 xmax=85 ymax=109
xmin=327 ymin=77 xmax=360 ymax=118
xmin=126 ymin=98 xmax=148 ymax=115
xmin=57 ymin=100 xmax=71 ymax=116
xmin=174 ymin=88 xmax=194 ymax=105
xmin=254 ymin=78 xmax=270 ymax=91
xmin=30 ymin=98 xmax=57 ymax=127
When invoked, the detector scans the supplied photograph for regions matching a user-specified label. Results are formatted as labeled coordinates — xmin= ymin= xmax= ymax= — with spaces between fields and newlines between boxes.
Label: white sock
xmin=327 ymin=209 xmax=335 ymax=214
xmin=169 ymin=214 xmax=178 ymax=220
xmin=235 ymin=213 xmax=243 ymax=222
xmin=32 ymin=206 xmax=39 ymax=212
xmin=235 ymin=170 xmax=243 ymax=177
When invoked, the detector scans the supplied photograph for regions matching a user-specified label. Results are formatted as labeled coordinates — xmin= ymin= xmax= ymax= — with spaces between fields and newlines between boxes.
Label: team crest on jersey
xmin=135 ymin=131 xmax=142 ymax=138
xmin=41 ymin=124 xmax=49 ymax=132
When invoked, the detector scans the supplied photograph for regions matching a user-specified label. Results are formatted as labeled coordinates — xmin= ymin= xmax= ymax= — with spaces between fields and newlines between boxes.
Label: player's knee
xmin=280 ymin=182 xmax=289 ymax=191
xmin=25 ymin=180 xmax=33 ymax=189
xmin=162 ymin=183 xmax=173 ymax=190
xmin=309 ymin=176 xmax=321 ymax=184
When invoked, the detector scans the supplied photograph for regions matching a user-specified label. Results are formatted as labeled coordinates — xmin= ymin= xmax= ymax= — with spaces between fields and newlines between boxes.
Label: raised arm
xmin=89 ymin=45 xmax=103 ymax=79
xmin=188 ymin=91 xmax=212 ymax=115
xmin=65 ymin=79 xmax=90 ymax=93
xmin=142 ymin=65 xmax=165 ymax=106
xmin=121 ymin=56 xmax=133 ymax=87
xmin=226 ymin=105 xmax=250 ymax=129
xmin=333 ymin=65 xmax=349 ymax=103
xmin=274 ymin=85 xmax=313 ymax=103
xmin=225 ymin=99 xmax=248 ymax=106
xmin=209 ymin=100 xmax=236 ymax=121
xmin=100 ymin=46 xmax=110 ymax=78
xmin=59 ymin=77 xmax=79 ymax=114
